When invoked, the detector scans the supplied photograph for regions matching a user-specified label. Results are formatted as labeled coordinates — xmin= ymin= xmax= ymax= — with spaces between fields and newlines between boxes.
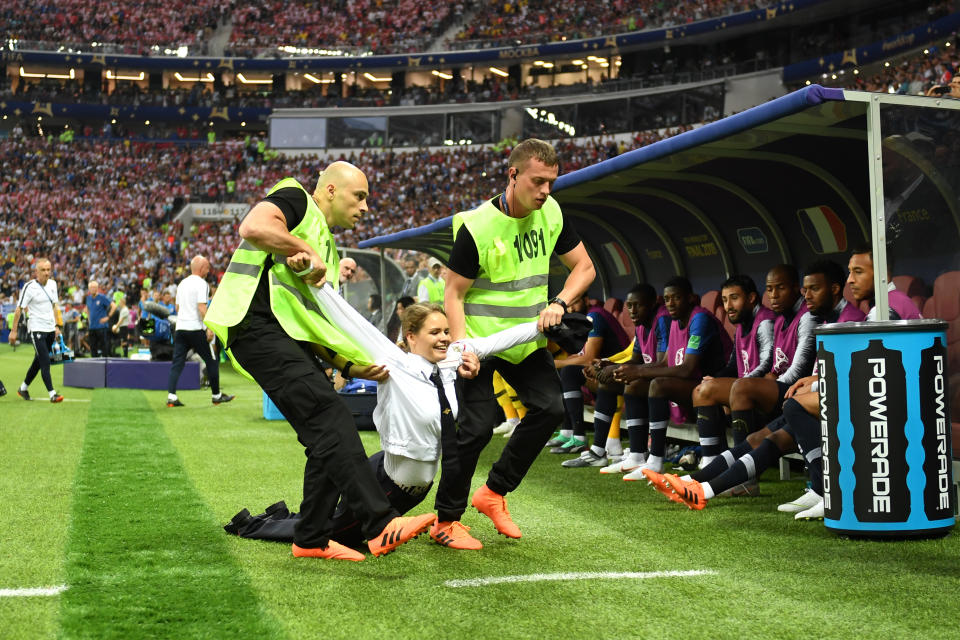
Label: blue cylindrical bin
xmin=815 ymin=320 xmax=955 ymax=537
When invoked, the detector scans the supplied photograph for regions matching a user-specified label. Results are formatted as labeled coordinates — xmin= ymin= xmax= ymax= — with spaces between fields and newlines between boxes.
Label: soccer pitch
xmin=1 ymin=347 xmax=957 ymax=640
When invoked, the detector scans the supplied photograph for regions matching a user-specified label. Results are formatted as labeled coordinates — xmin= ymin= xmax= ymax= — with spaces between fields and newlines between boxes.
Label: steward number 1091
xmin=513 ymin=228 xmax=547 ymax=263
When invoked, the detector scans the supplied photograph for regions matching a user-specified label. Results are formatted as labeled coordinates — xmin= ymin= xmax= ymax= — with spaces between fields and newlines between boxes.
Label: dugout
xmin=359 ymin=85 xmax=960 ymax=462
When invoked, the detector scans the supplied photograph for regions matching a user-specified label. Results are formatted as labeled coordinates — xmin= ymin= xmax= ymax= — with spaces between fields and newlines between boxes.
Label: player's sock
xmin=696 ymin=404 xmax=726 ymax=457
xmin=624 ymin=393 xmax=648 ymax=456
xmin=647 ymin=396 xmax=669 ymax=458
xmin=730 ymin=409 xmax=757 ymax=446
xmin=706 ymin=439 xmax=782 ymax=495
xmin=591 ymin=390 xmax=618 ymax=450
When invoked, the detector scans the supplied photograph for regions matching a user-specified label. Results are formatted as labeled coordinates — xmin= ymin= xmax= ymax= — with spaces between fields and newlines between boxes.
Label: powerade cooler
xmin=815 ymin=320 xmax=955 ymax=537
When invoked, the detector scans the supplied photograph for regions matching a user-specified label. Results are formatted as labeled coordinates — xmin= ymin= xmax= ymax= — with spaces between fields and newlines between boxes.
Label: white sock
xmin=605 ymin=439 xmax=623 ymax=457
xmin=20 ymin=382 xmax=28 ymax=391
xmin=168 ymin=393 xmax=178 ymax=402
xmin=645 ymin=454 xmax=663 ymax=468
xmin=590 ymin=445 xmax=605 ymax=458
xmin=702 ymin=482 xmax=716 ymax=500
xmin=212 ymin=393 xmax=222 ymax=400
xmin=560 ymin=429 xmax=573 ymax=438
xmin=507 ymin=417 xmax=520 ymax=426
xmin=700 ymin=455 xmax=715 ymax=468
xmin=627 ymin=451 xmax=646 ymax=464
xmin=572 ymin=434 xmax=586 ymax=442
xmin=681 ymin=474 xmax=693 ymax=482
xmin=49 ymin=389 xmax=57 ymax=398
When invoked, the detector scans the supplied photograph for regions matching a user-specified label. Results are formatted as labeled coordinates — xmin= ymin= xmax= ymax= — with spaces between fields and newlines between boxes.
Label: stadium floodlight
xmin=542 ymin=62 xmax=554 ymax=69
xmin=489 ymin=67 xmax=509 ymax=77
xmin=572 ymin=59 xmax=584 ymax=65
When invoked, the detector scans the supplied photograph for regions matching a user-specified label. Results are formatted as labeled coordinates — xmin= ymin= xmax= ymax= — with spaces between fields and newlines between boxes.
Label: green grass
xmin=1 ymin=345 xmax=959 ymax=639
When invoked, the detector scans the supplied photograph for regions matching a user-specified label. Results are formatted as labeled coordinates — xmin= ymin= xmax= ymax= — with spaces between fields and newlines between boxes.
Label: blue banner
xmin=0 ymin=100 xmax=270 ymax=123
xmin=4 ymin=0 xmax=827 ymax=73
xmin=783 ymin=12 xmax=960 ymax=83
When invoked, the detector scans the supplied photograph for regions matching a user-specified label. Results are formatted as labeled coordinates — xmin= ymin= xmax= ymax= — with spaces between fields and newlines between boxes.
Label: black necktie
xmin=430 ymin=368 xmax=459 ymax=475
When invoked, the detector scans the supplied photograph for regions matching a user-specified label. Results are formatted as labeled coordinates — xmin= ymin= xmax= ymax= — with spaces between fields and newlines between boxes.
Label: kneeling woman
xmin=226 ymin=301 xmax=538 ymax=552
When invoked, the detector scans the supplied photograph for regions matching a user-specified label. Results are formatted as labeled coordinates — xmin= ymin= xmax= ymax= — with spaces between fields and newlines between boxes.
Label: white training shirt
xmin=175 ymin=274 xmax=209 ymax=331
xmin=17 ymin=278 xmax=59 ymax=333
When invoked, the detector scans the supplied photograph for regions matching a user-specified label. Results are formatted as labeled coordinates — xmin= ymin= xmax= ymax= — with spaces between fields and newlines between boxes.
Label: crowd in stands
xmin=227 ymin=0 xmax=464 ymax=56
xmin=0 ymin=126 xmax=693 ymax=309
xmin=4 ymin=0 xmax=775 ymax=56
xmin=449 ymin=0 xmax=761 ymax=50
xmin=2 ymin=0 xmax=229 ymax=54
xmin=840 ymin=45 xmax=960 ymax=97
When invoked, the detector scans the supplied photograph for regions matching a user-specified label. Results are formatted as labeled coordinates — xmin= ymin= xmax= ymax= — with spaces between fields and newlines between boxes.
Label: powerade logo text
xmin=816 ymin=343 xmax=840 ymax=518
xmin=920 ymin=338 xmax=954 ymax=520
xmin=851 ymin=340 xmax=908 ymax=523
xmin=865 ymin=358 xmax=892 ymax=514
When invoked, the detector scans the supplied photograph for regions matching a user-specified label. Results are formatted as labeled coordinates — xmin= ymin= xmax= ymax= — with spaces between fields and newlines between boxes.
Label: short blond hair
xmin=508 ymin=138 xmax=558 ymax=173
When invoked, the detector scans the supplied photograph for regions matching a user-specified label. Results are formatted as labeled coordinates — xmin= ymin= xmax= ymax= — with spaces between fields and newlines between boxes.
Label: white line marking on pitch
xmin=0 ymin=585 xmax=68 ymax=597
xmin=444 ymin=569 xmax=718 ymax=588
xmin=63 ymin=398 xmax=91 ymax=402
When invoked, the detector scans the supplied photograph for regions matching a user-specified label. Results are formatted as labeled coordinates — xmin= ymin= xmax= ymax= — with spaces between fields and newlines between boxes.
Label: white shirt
xmin=17 ymin=279 xmax=59 ymax=332
xmin=375 ymin=352 xmax=458 ymax=462
xmin=175 ymin=274 xmax=209 ymax=331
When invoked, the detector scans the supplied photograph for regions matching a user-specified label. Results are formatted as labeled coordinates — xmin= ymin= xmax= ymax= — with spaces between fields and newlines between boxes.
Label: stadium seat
xmin=699 ymin=290 xmax=722 ymax=317
xmin=923 ymin=296 xmax=937 ymax=320
xmin=619 ymin=310 xmax=635 ymax=337
xmin=892 ymin=275 xmax=927 ymax=311
xmin=932 ymin=271 xmax=960 ymax=322
xmin=604 ymin=297 xmax=623 ymax=318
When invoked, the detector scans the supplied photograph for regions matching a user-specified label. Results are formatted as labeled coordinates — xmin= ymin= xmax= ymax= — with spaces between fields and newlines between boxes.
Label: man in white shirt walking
xmin=9 ymin=258 xmax=64 ymax=402
xmin=166 ymin=256 xmax=234 ymax=407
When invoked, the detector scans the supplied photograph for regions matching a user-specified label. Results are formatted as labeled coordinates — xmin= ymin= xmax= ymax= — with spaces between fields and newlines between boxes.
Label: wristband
xmin=342 ymin=361 xmax=354 ymax=378
xmin=548 ymin=297 xmax=568 ymax=312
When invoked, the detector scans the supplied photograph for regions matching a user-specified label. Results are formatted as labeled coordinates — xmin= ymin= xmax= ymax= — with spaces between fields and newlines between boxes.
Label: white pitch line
xmin=0 ymin=585 xmax=68 ymax=597
xmin=63 ymin=398 xmax=91 ymax=403
xmin=444 ymin=569 xmax=717 ymax=588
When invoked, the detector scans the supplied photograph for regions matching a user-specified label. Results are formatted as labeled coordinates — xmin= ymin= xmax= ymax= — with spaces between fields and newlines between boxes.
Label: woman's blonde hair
xmin=400 ymin=302 xmax=445 ymax=350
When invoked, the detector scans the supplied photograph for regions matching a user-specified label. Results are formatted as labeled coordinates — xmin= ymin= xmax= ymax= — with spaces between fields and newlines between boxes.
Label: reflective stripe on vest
xmin=452 ymin=195 xmax=564 ymax=364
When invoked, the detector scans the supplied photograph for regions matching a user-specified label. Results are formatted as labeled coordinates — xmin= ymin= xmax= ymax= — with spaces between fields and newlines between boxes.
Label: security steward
xmin=205 ymin=161 xmax=436 ymax=562
xmin=434 ymin=138 xmax=596 ymax=547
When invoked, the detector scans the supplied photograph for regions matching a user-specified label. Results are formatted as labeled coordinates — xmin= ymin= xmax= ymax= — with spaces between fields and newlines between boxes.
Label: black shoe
xmin=0 ymin=380 xmax=6 ymax=397
xmin=212 ymin=393 xmax=235 ymax=405
xmin=263 ymin=501 xmax=291 ymax=520
xmin=223 ymin=509 xmax=253 ymax=536
xmin=17 ymin=388 xmax=30 ymax=401
xmin=167 ymin=398 xmax=185 ymax=407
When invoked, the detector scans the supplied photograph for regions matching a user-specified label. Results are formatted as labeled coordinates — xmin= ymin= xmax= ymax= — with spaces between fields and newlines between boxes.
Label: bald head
xmin=34 ymin=259 xmax=52 ymax=284
xmin=314 ymin=161 xmax=369 ymax=230
xmin=339 ymin=257 xmax=358 ymax=282
xmin=190 ymin=255 xmax=210 ymax=277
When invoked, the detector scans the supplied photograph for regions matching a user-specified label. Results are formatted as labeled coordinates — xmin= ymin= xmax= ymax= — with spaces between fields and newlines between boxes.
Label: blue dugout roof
xmin=359 ymin=84 xmax=867 ymax=292
xmin=362 ymin=84 xmax=960 ymax=297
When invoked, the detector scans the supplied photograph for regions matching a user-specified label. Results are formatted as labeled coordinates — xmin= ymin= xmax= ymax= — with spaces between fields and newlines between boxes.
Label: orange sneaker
xmin=471 ymin=484 xmax=521 ymax=538
xmin=430 ymin=520 xmax=483 ymax=550
xmin=291 ymin=541 xmax=365 ymax=561
xmin=642 ymin=469 xmax=683 ymax=504
xmin=665 ymin=474 xmax=708 ymax=510
xmin=368 ymin=513 xmax=437 ymax=557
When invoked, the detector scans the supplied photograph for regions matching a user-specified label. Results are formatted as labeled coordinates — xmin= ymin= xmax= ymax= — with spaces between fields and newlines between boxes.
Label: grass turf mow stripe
xmin=60 ymin=389 xmax=283 ymax=639
xmin=444 ymin=569 xmax=719 ymax=588
xmin=0 ymin=586 xmax=68 ymax=597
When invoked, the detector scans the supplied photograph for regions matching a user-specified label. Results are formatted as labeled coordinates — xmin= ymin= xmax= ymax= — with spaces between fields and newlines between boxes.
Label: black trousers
xmin=225 ymin=451 xmax=430 ymax=548
xmin=88 ymin=327 xmax=110 ymax=357
xmin=167 ymin=329 xmax=220 ymax=395
xmin=25 ymin=331 xmax=55 ymax=391
xmin=230 ymin=320 xmax=397 ymax=548
xmin=434 ymin=347 xmax=564 ymax=523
